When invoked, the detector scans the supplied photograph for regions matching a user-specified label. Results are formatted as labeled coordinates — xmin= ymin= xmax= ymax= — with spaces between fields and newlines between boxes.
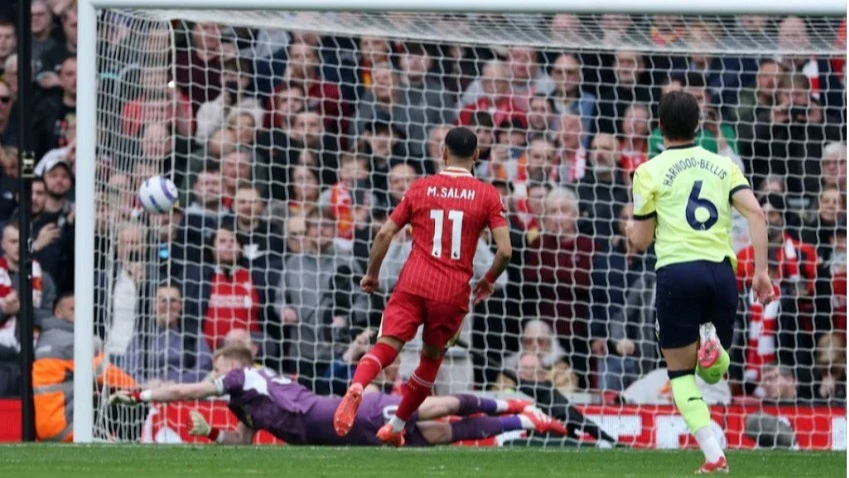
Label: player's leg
xmin=377 ymin=302 xmax=464 ymax=446
xmin=697 ymin=262 xmax=737 ymax=385
xmin=416 ymin=394 xmax=531 ymax=420
xmin=377 ymin=342 xmax=444 ymax=446
xmin=334 ymin=292 xmax=422 ymax=437
xmin=656 ymin=263 xmax=728 ymax=473
xmin=351 ymin=293 xmax=424 ymax=389
xmin=415 ymin=408 xmax=568 ymax=445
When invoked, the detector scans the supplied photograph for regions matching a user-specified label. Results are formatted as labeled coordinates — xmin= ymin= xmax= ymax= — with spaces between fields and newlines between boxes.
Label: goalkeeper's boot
xmin=696 ymin=456 xmax=729 ymax=474
xmin=333 ymin=383 xmax=363 ymax=437
xmin=504 ymin=399 xmax=533 ymax=415
xmin=376 ymin=423 xmax=406 ymax=447
xmin=697 ymin=323 xmax=730 ymax=385
xmin=521 ymin=407 xmax=568 ymax=435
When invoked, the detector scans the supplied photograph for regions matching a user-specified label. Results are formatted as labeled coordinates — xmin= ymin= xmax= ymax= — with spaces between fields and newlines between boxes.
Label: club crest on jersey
xmin=426 ymin=186 xmax=476 ymax=200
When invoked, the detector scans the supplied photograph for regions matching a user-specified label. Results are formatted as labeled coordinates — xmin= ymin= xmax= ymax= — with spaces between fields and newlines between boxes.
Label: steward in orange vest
xmin=33 ymin=293 xmax=136 ymax=441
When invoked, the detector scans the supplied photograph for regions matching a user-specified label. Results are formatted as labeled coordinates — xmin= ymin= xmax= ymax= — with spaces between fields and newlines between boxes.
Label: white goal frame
xmin=73 ymin=0 xmax=847 ymax=443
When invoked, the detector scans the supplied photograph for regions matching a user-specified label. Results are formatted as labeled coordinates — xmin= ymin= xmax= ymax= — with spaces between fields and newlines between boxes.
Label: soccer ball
xmin=138 ymin=175 xmax=179 ymax=213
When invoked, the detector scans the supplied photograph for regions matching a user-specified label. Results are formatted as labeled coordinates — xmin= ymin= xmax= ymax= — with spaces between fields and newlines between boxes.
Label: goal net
xmin=87 ymin=9 xmax=846 ymax=448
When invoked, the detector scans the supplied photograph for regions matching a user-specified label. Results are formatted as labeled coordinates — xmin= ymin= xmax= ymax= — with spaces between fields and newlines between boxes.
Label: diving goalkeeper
xmin=111 ymin=345 xmax=566 ymax=446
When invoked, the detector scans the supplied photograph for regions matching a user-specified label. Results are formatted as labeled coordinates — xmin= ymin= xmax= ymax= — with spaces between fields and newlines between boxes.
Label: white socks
xmin=517 ymin=413 xmax=535 ymax=430
xmin=389 ymin=415 xmax=406 ymax=433
xmin=494 ymin=399 xmax=509 ymax=414
xmin=695 ymin=427 xmax=725 ymax=463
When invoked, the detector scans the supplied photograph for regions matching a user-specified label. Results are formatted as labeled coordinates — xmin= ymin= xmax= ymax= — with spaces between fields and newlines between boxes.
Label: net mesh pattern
xmin=89 ymin=10 xmax=847 ymax=447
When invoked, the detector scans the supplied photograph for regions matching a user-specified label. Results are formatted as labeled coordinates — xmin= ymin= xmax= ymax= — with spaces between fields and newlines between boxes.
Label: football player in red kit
xmin=333 ymin=127 xmax=514 ymax=446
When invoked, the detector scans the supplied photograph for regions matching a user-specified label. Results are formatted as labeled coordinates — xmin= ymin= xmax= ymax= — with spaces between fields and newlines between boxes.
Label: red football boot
xmin=376 ymin=423 xmax=406 ymax=447
xmin=333 ymin=383 xmax=363 ymax=437
xmin=696 ymin=456 xmax=729 ymax=474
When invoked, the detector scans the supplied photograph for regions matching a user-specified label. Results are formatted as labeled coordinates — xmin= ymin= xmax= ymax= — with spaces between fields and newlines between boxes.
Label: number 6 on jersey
xmin=430 ymin=209 xmax=464 ymax=260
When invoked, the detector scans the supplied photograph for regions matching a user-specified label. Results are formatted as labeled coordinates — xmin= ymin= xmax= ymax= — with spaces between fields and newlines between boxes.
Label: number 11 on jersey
xmin=430 ymin=209 xmax=464 ymax=260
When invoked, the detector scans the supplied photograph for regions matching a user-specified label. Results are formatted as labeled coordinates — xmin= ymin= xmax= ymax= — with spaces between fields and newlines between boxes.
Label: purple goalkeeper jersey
xmin=215 ymin=367 xmax=427 ymax=446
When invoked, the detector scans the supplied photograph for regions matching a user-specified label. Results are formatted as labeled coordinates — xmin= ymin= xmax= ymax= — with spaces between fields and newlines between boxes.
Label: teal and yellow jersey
xmin=632 ymin=143 xmax=749 ymax=270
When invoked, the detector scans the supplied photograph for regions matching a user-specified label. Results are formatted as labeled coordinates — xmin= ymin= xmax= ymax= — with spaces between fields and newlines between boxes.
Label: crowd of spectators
xmin=0 ymin=5 xmax=845 ymax=407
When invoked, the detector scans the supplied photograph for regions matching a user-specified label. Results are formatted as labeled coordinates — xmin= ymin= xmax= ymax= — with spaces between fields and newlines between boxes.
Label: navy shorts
xmin=655 ymin=259 xmax=737 ymax=350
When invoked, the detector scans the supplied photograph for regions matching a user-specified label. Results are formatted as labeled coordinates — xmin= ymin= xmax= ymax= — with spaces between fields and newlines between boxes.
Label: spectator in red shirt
xmin=457 ymin=60 xmax=526 ymax=130
xmin=183 ymin=227 xmax=268 ymax=351
xmin=523 ymin=187 xmax=595 ymax=387
xmin=175 ymin=22 xmax=225 ymax=113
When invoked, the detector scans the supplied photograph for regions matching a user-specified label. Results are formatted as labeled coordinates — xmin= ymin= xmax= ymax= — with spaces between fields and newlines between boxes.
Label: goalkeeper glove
xmin=109 ymin=389 xmax=150 ymax=406
xmin=188 ymin=410 xmax=222 ymax=443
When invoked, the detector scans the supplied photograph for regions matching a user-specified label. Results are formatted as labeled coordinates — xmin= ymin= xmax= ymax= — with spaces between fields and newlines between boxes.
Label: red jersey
xmin=203 ymin=267 xmax=261 ymax=349
xmin=388 ymin=166 xmax=508 ymax=309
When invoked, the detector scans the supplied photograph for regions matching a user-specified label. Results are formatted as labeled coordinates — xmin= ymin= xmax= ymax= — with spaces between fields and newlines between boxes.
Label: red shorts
xmin=378 ymin=290 xmax=467 ymax=349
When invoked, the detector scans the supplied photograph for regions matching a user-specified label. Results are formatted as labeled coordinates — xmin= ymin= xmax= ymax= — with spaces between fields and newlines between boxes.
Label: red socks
xmin=351 ymin=342 xmax=399 ymax=388
xmin=395 ymin=354 xmax=443 ymax=421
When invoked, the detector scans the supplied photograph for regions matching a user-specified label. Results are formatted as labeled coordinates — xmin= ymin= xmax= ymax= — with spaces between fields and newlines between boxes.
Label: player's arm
xmin=363 ymin=187 xmax=413 ymax=292
xmin=110 ymin=380 xmax=221 ymax=404
xmin=222 ymin=421 xmax=256 ymax=445
xmin=187 ymin=410 xmax=256 ymax=445
xmin=473 ymin=190 xmax=514 ymax=304
xmin=627 ymin=166 xmax=657 ymax=251
xmin=485 ymin=226 xmax=512 ymax=283
xmin=626 ymin=217 xmax=656 ymax=251
xmin=732 ymin=187 xmax=773 ymax=304
xmin=367 ymin=219 xmax=403 ymax=277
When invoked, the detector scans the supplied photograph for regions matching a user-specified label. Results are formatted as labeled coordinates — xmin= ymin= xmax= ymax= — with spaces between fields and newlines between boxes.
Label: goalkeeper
xmin=626 ymin=91 xmax=773 ymax=474
xmin=111 ymin=345 xmax=566 ymax=446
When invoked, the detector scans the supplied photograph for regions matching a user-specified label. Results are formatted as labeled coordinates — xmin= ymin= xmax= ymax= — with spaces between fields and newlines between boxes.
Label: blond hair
xmin=213 ymin=345 xmax=254 ymax=366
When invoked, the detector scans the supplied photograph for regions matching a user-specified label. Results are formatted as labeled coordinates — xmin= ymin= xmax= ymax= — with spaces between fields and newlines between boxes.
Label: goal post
xmin=75 ymin=0 xmax=846 ymax=445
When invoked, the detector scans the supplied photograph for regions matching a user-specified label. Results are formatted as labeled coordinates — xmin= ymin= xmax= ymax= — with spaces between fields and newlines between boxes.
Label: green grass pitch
xmin=0 ymin=445 xmax=844 ymax=477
